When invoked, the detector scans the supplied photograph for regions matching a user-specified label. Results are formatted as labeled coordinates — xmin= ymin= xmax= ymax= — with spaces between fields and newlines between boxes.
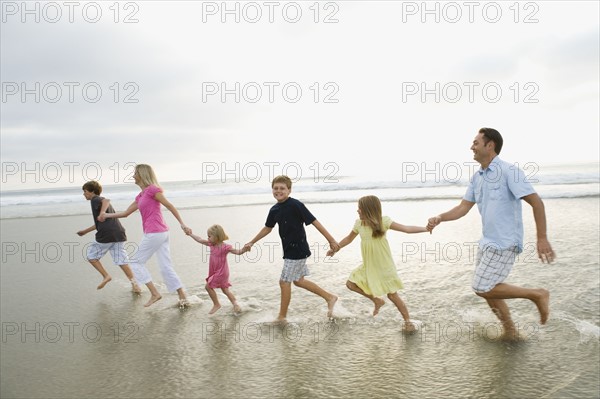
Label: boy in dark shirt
xmin=244 ymin=175 xmax=340 ymax=323
xmin=77 ymin=181 xmax=141 ymax=293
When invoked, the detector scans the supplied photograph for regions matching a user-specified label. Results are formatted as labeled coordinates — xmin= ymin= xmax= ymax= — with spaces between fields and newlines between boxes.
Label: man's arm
xmin=522 ymin=193 xmax=555 ymax=263
xmin=427 ymin=199 xmax=475 ymax=231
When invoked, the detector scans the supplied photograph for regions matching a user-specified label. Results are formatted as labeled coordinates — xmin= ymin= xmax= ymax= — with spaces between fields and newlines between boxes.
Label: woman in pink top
xmin=99 ymin=164 xmax=190 ymax=307
xmin=187 ymin=224 xmax=246 ymax=314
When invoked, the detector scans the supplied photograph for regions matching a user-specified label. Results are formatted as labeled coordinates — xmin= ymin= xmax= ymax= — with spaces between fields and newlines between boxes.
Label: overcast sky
xmin=1 ymin=1 xmax=598 ymax=190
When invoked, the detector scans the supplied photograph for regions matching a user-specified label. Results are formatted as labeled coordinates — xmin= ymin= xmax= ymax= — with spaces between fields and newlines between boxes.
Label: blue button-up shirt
xmin=464 ymin=157 xmax=536 ymax=253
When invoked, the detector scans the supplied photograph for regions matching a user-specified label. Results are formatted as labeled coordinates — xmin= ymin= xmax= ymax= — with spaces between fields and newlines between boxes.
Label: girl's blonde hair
xmin=358 ymin=195 xmax=385 ymax=238
xmin=208 ymin=224 xmax=229 ymax=244
xmin=135 ymin=164 xmax=160 ymax=188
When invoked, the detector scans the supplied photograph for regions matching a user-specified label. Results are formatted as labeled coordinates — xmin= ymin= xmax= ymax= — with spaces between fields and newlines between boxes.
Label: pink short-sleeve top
xmin=135 ymin=184 xmax=169 ymax=233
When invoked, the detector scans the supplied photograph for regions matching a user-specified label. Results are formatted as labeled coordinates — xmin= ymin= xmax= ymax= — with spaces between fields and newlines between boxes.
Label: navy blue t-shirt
xmin=265 ymin=197 xmax=316 ymax=259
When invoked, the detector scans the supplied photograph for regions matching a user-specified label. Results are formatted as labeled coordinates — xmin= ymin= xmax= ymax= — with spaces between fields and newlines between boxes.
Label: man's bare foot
xmin=97 ymin=276 xmax=112 ymax=290
xmin=402 ymin=321 xmax=417 ymax=333
xmin=373 ymin=297 xmax=385 ymax=316
xmin=327 ymin=295 xmax=338 ymax=318
xmin=500 ymin=328 xmax=526 ymax=342
xmin=272 ymin=317 xmax=287 ymax=326
xmin=144 ymin=295 xmax=162 ymax=307
xmin=208 ymin=304 xmax=221 ymax=314
xmin=534 ymin=289 xmax=550 ymax=324
xmin=233 ymin=304 xmax=242 ymax=313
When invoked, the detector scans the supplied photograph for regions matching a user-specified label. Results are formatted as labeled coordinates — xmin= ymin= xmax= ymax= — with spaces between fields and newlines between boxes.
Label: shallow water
xmin=1 ymin=198 xmax=599 ymax=398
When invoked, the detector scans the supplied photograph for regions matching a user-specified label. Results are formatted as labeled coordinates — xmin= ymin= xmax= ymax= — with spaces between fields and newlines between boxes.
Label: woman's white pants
xmin=131 ymin=232 xmax=183 ymax=293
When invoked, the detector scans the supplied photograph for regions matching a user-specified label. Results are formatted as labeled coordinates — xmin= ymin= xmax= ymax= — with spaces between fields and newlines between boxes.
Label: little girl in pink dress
xmin=188 ymin=224 xmax=246 ymax=314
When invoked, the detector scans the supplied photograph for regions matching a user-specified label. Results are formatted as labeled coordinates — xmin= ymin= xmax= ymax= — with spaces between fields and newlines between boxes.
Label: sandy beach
xmin=2 ymin=0 xmax=598 ymax=396
xmin=1 ymin=195 xmax=599 ymax=398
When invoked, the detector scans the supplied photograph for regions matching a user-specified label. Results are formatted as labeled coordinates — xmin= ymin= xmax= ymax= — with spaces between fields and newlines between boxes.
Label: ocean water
xmin=1 ymin=163 xmax=599 ymax=398
xmin=1 ymin=162 xmax=598 ymax=220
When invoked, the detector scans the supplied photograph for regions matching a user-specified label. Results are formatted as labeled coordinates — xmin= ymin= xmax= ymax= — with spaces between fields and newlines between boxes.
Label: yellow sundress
xmin=348 ymin=216 xmax=404 ymax=296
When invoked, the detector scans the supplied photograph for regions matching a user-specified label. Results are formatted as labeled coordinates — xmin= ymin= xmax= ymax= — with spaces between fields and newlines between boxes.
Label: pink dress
xmin=206 ymin=243 xmax=233 ymax=288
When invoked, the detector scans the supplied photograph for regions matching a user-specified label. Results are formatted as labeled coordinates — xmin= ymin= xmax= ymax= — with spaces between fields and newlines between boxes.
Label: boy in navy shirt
xmin=244 ymin=175 xmax=340 ymax=323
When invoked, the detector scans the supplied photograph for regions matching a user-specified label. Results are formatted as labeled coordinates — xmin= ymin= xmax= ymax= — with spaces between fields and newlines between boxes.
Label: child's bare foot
xmin=402 ymin=321 xmax=417 ymax=333
xmin=178 ymin=299 xmax=189 ymax=309
xmin=97 ymin=276 xmax=112 ymax=290
xmin=534 ymin=289 xmax=550 ymax=324
xmin=273 ymin=317 xmax=287 ymax=326
xmin=327 ymin=295 xmax=338 ymax=318
xmin=208 ymin=304 xmax=221 ymax=314
xmin=144 ymin=295 xmax=162 ymax=307
xmin=131 ymin=281 xmax=142 ymax=294
xmin=373 ymin=297 xmax=385 ymax=316
xmin=233 ymin=304 xmax=242 ymax=313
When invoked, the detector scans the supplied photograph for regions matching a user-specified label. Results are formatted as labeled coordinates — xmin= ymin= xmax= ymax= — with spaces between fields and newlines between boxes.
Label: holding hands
xmin=326 ymin=241 xmax=341 ymax=257
xmin=329 ymin=241 xmax=341 ymax=253
xmin=427 ymin=215 xmax=442 ymax=233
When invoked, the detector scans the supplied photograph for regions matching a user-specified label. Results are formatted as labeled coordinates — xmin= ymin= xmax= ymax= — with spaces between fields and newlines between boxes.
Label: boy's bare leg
xmin=477 ymin=283 xmax=550 ymax=325
xmin=222 ymin=288 xmax=241 ymax=313
xmin=294 ymin=278 xmax=338 ymax=317
xmin=144 ymin=282 xmax=162 ymax=307
xmin=119 ymin=264 xmax=142 ymax=293
xmin=387 ymin=292 xmax=415 ymax=332
xmin=277 ymin=281 xmax=292 ymax=323
xmin=346 ymin=280 xmax=385 ymax=316
xmin=89 ymin=260 xmax=112 ymax=289
xmin=206 ymin=284 xmax=221 ymax=314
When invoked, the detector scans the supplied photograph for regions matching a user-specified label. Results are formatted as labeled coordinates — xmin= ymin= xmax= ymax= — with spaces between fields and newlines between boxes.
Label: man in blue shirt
xmin=428 ymin=128 xmax=554 ymax=340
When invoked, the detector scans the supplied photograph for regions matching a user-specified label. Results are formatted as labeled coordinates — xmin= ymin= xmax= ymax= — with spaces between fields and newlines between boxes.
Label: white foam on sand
xmin=138 ymin=294 xmax=202 ymax=312
xmin=185 ymin=294 xmax=203 ymax=306
xmin=241 ymin=297 xmax=262 ymax=311
xmin=328 ymin=299 xmax=354 ymax=319
xmin=574 ymin=320 xmax=600 ymax=341
xmin=409 ymin=319 xmax=423 ymax=330
xmin=553 ymin=311 xmax=600 ymax=343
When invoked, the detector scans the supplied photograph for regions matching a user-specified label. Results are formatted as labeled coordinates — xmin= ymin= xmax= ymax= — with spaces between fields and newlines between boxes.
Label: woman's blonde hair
xmin=358 ymin=195 xmax=385 ymax=238
xmin=135 ymin=164 xmax=160 ymax=188
xmin=207 ymin=224 xmax=229 ymax=243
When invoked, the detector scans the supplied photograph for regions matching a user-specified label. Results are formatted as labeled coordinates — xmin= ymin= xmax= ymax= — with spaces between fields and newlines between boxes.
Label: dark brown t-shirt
xmin=91 ymin=196 xmax=127 ymax=243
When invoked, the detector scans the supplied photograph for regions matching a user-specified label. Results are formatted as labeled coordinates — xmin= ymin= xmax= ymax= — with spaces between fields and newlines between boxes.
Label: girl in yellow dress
xmin=328 ymin=196 xmax=429 ymax=331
